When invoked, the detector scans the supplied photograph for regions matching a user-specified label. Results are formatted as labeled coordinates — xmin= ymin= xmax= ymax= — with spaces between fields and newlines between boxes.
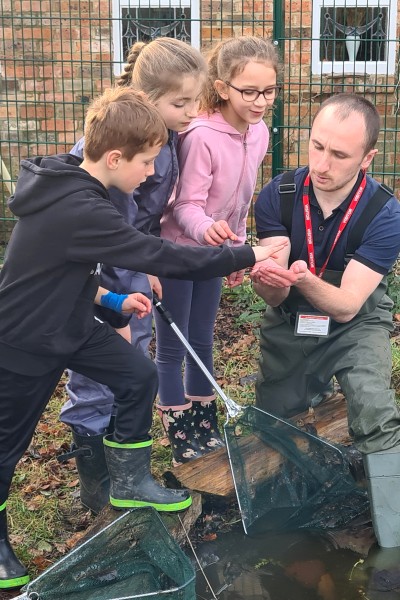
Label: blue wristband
xmin=100 ymin=291 xmax=129 ymax=313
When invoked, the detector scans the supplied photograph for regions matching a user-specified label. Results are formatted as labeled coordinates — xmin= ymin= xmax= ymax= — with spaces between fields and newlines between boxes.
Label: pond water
xmin=193 ymin=524 xmax=400 ymax=600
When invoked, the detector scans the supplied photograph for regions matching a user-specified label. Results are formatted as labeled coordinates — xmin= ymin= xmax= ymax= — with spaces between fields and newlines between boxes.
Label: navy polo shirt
xmin=255 ymin=167 xmax=400 ymax=276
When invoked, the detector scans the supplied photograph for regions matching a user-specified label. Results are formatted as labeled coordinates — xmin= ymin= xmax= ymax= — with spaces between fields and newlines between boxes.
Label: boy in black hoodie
xmin=0 ymin=86 xmax=286 ymax=588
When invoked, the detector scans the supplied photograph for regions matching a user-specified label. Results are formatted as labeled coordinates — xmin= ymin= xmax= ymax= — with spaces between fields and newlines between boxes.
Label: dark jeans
xmin=0 ymin=320 xmax=157 ymax=504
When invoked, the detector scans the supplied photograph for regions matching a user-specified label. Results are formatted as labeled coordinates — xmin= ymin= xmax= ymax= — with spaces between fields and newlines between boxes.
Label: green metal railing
xmin=0 ymin=0 xmax=399 ymax=257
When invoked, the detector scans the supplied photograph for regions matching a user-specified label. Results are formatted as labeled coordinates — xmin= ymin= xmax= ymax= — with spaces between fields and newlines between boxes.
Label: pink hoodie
xmin=160 ymin=111 xmax=269 ymax=247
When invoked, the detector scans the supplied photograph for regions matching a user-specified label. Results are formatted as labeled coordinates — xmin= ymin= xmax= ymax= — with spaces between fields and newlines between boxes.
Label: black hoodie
xmin=0 ymin=154 xmax=255 ymax=375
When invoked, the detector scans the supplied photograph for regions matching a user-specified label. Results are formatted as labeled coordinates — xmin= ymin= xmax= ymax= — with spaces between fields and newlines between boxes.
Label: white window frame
xmin=311 ymin=0 xmax=397 ymax=75
xmin=112 ymin=0 xmax=200 ymax=76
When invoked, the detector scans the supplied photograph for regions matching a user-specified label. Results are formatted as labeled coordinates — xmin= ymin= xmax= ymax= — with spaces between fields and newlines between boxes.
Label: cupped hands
xmin=251 ymin=259 xmax=308 ymax=288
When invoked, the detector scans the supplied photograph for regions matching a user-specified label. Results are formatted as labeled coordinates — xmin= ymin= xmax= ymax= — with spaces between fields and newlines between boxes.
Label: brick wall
xmin=0 ymin=0 xmax=113 ymax=181
xmin=0 ymin=0 xmax=399 ymax=244
xmin=281 ymin=0 xmax=400 ymax=195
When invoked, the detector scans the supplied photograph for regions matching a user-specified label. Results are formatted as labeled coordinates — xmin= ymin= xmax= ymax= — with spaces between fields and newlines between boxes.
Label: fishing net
xmin=17 ymin=508 xmax=195 ymax=600
xmin=225 ymin=407 xmax=369 ymax=536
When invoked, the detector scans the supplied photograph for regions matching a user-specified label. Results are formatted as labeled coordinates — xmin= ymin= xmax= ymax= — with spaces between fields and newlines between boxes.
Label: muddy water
xmin=193 ymin=525 xmax=400 ymax=600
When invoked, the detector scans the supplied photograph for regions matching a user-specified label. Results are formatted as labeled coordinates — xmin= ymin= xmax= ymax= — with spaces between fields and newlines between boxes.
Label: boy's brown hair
xmin=83 ymin=87 xmax=168 ymax=162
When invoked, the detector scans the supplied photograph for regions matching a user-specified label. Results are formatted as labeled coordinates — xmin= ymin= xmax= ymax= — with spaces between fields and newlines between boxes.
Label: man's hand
xmin=226 ymin=269 xmax=245 ymax=288
xmin=148 ymin=274 xmax=162 ymax=298
xmin=204 ymin=220 xmax=238 ymax=246
xmin=251 ymin=259 xmax=308 ymax=288
xmin=121 ymin=293 xmax=152 ymax=319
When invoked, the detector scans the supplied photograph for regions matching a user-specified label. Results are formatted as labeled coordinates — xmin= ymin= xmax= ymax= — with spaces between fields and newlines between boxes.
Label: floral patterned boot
xmin=157 ymin=401 xmax=203 ymax=467
xmin=187 ymin=395 xmax=225 ymax=453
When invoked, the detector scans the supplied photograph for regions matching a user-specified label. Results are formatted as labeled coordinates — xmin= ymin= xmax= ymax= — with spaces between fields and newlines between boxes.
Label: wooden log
xmin=168 ymin=393 xmax=355 ymax=498
xmin=292 ymin=393 xmax=353 ymax=446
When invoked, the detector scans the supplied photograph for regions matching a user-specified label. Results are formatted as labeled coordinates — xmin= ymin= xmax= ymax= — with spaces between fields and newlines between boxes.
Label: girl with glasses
xmin=155 ymin=36 xmax=281 ymax=466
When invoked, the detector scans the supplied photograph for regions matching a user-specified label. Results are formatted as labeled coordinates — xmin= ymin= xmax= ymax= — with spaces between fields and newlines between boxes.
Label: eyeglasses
xmin=225 ymin=82 xmax=281 ymax=102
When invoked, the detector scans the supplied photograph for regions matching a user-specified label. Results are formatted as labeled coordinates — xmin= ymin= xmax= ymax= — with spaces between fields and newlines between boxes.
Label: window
xmin=311 ymin=0 xmax=397 ymax=75
xmin=112 ymin=0 xmax=200 ymax=75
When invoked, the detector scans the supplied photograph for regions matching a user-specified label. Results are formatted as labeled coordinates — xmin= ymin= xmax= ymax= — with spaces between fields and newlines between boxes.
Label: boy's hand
xmin=226 ymin=269 xmax=245 ymax=288
xmin=148 ymin=274 xmax=162 ymax=298
xmin=121 ymin=293 xmax=152 ymax=319
xmin=204 ymin=220 xmax=238 ymax=246
xmin=252 ymin=240 xmax=288 ymax=263
xmin=115 ymin=324 xmax=132 ymax=343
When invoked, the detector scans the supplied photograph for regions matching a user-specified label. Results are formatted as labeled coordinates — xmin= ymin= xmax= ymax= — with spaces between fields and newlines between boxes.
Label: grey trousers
xmin=60 ymin=272 xmax=153 ymax=435
xmin=256 ymin=297 xmax=400 ymax=454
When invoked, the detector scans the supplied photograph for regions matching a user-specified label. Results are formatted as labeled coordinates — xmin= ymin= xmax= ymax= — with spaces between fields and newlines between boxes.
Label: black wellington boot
xmin=157 ymin=401 xmax=205 ymax=466
xmin=103 ymin=435 xmax=192 ymax=512
xmin=58 ymin=429 xmax=110 ymax=514
xmin=188 ymin=396 xmax=225 ymax=452
xmin=0 ymin=504 xmax=29 ymax=590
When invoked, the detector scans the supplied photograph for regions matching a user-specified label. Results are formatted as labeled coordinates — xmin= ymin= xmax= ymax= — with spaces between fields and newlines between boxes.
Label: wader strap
xmin=345 ymin=183 xmax=393 ymax=259
xmin=279 ymin=169 xmax=298 ymax=234
xmin=278 ymin=173 xmax=394 ymax=260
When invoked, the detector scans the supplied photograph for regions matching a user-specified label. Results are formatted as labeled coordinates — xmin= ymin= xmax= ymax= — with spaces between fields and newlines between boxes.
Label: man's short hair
xmin=83 ymin=87 xmax=168 ymax=162
xmin=313 ymin=93 xmax=380 ymax=153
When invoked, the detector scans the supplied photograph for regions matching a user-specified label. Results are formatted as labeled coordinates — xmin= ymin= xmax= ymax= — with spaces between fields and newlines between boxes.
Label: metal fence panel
xmin=0 ymin=0 xmax=398 ymax=256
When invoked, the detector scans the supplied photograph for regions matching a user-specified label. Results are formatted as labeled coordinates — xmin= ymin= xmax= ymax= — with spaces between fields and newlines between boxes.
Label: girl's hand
xmin=226 ymin=269 xmax=245 ymax=288
xmin=252 ymin=240 xmax=288 ymax=263
xmin=204 ymin=220 xmax=238 ymax=246
xmin=121 ymin=293 xmax=152 ymax=319
xmin=148 ymin=274 xmax=162 ymax=299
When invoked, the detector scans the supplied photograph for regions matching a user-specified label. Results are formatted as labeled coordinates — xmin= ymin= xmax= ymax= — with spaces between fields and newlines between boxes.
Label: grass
xmin=392 ymin=337 xmax=400 ymax=397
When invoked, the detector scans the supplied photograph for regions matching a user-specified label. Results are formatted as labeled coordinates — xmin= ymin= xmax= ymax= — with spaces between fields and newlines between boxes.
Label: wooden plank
xmin=169 ymin=393 xmax=354 ymax=498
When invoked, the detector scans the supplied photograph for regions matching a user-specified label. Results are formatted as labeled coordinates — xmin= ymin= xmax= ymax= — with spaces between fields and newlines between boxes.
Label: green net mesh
xmin=19 ymin=508 xmax=195 ymax=600
xmin=225 ymin=406 xmax=369 ymax=536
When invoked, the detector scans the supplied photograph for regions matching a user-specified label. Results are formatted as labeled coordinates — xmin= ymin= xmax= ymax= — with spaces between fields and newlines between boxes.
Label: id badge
xmin=294 ymin=312 xmax=331 ymax=337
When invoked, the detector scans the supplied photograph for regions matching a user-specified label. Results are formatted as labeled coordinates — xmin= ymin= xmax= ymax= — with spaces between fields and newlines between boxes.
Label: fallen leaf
xmin=26 ymin=495 xmax=46 ymax=510
xmin=32 ymin=556 xmax=52 ymax=571
xmin=202 ymin=533 xmax=217 ymax=541
xmin=67 ymin=479 xmax=79 ymax=488
xmin=158 ymin=437 xmax=170 ymax=447
xmin=37 ymin=540 xmax=52 ymax=552
xmin=65 ymin=531 xmax=85 ymax=549
xmin=285 ymin=559 xmax=326 ymax=588
xmin=318 ymin=572 xmax=336 ymax=600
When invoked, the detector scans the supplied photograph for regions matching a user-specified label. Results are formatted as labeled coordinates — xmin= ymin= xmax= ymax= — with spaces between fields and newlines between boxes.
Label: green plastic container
xmin=17 ymin=508 xmax=195 ymax=600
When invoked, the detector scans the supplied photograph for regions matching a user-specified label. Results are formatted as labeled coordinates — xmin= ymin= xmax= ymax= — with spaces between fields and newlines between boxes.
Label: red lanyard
xmin=302 ymin=172 xmax=367 ymax=277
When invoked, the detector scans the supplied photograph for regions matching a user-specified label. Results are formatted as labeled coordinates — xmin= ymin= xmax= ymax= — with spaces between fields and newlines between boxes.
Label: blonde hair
xmin=117 ymin=37 xmax=207 ymax=102
xmin=201 ymin=36 xmax=281 ymax=113
xmin=83 ymin=87 xmax=167 ymax=162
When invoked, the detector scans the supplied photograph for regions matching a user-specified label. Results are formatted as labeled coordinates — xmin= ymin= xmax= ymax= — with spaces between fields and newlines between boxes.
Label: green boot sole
xmin=109 ymin=495 xmax=192 ymax=512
